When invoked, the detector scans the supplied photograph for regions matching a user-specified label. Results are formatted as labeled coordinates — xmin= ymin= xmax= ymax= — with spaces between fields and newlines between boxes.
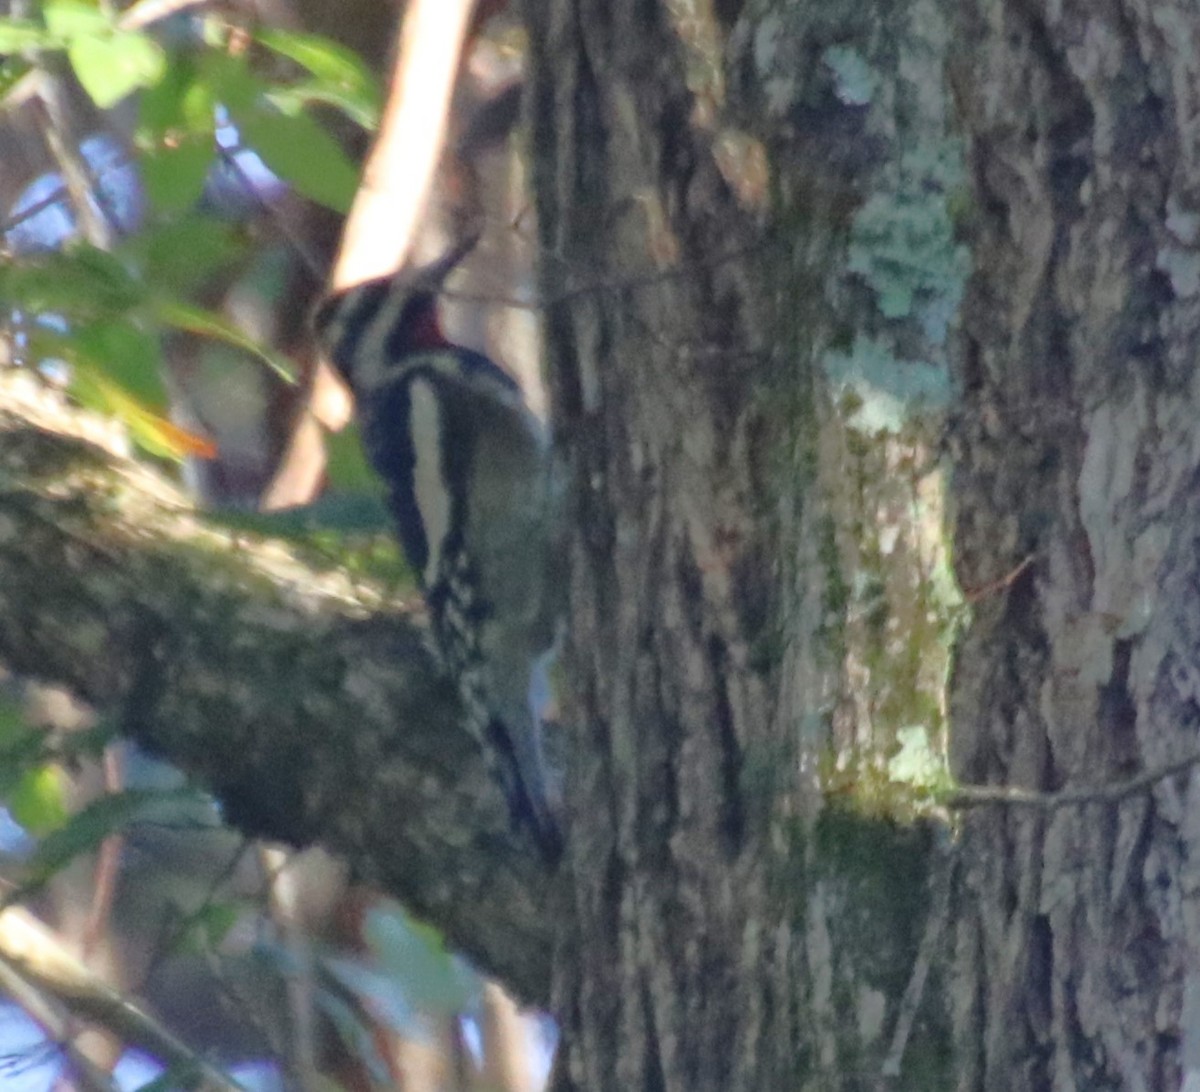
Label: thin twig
xmin=215 ymin=145 xmax=327 ymax=281
xmin=945 ymin=749 xmax=1200 ymax=810
xmin=0 ymin=906 xmax=243 ymax=1090
xmin=81 ymin=748 xmax=125 ymax=960
xmin=139 ymin=837 xmax=251 ymax=989
xmin=0 ymin=960 xmax=119 ymax=1092
xmin=32 ymin=85 xmax=115 ymax=249
xmin=962 ymin=554 xmax=1035 ymax=604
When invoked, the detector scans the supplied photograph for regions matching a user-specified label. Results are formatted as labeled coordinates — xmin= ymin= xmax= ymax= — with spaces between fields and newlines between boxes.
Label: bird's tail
xmin=455 ymin=654 xmax=563 ymax=865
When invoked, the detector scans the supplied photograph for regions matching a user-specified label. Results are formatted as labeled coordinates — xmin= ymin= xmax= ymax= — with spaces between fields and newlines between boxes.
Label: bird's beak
xmin=420 ymin=232 xmax=482 ymax=288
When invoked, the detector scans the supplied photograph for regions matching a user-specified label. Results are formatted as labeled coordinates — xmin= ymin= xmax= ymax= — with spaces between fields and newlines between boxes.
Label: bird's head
xmin=312 ymin=234 xmax=480 ymax=389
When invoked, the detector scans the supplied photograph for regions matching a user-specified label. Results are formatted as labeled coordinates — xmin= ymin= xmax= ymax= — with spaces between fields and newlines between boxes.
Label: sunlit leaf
xmin=41 ymin=0 xmax=106 ymax=39
xmin=0 ymin=19 xmax=51 ymax=51
xmin=269 ymin=82 xmax=378 ymax=131
xmin=28 ymin=321 xmax=170 ymax=418
xmin=153 ymin=298 xmax=296 ymax=382
xmin=44 ymin=0 xmax=164 ymax=108
xmin=256 ymin=27 xmax=380 ymax=129
xmin=68 ymin=29 xmax=164 ymax=108
xmin=233 ymin=104 xmax=357 ymax=213
xmin=9 ymin=765 xmax=68 ymax=836
xmin=256 ymin=27 xmax=378 ymax=96
xmin=72 ymin=364 xmax=217 ymax=460
xmin=73 ymin=319 xmax=166 ymax=407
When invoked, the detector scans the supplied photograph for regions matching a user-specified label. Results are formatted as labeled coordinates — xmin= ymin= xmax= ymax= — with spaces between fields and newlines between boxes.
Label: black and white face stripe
xmin=313 ymin=277 xmax=426 ymax=395
xmin=311 ymin=278 xmax=390 ymax=382
xmin=314 ymin=280 xmax=525 ymax=411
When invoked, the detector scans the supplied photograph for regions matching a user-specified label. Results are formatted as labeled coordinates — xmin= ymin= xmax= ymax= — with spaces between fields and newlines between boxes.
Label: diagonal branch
xmin=0 ymin=377 xmax=555 ymax=1006
xmin=0 ymin=905 xmax=238 ymax=1091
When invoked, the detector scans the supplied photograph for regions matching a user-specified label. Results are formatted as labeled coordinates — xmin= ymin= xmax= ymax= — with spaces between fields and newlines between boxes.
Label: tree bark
xmin=524 ymin=1 xmax=958 ymax=1089
xmin=527 ymin=4 xmax=778 ymax=1084
xmin=948 ymin=0 xmax=1200 ymax=1088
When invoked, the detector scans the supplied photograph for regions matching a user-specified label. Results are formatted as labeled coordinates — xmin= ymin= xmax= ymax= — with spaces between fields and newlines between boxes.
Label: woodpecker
xmin=312 ymin=240 xmax=563 ymax=863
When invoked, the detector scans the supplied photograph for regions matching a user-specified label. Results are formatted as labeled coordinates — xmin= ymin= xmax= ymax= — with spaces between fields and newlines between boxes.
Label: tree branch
xmin=0 ymin=377 xmax=555 ymax=1005
xmin=0 ymin=905 xmax=238 ymax=1091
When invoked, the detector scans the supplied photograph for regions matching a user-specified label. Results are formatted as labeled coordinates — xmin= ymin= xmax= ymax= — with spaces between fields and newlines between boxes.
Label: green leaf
xmin=44 ymin=0 xmax=164 ymax=109
xmin=212 ymin=494 xmax=393 ymax=538
xmin=197 ymin=901 xmax=240 ymax=947
xmin=268 ymin=81 xmax=377 ymax=132
xmin=197 ymin=48 xmax=263 ymax=113
xmin=140 ymin=138 xmax=214 ymax=212
xmin=256 ymin=28 xmax=380 ymax=129
xmin=0 ymin=695 xmax=42 ymax=799
xmin=41 ymin=0 xmax=105 ymax=39
xmin=8 ymin=765 xmax=68 ymax=836
xmin=0 ymin=19 xmax=52 ymax=51
xmin=232 ymin=104 xmax=357 ymax=213
xmin=137 ymin=53 xmax=216 ymax=212
xmin=257 ymin=28 xmax=376 ymax=94
xmin=73 ymin=319 xmax=167 ymax=408
xmin=2 ymin=245 xmax=144 ymax=318
xmin=139 ymin=51 xmax=211 ymax=135
xmin=325 ymin=425 xmax=378 ymax=494
xmin=122 ymin=216 xmax=242 ymax=295
xmin=0 ymin=56 xmax=34 ymax=101
xmin=165 ymin=899 xmax=242 ymax=957
xmin=68 ymin=29 xmax=164 ymax=108
xmin=54 ymin=720 xmax=117 ymax=763
xmin=70 ymin=363 xmax=217 ymax=461
xmin=152 ymin=298 xmax=296 ymax=382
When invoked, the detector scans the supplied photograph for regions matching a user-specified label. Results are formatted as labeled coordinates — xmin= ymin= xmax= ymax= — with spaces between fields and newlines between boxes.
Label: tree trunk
xmin=529 ymin=3 xmax=782 ymax=1080
xmin=523 ymin=1 xmax=960 ymax=1088
xmin=948 ymin=1 xmax=1200 ymax=1089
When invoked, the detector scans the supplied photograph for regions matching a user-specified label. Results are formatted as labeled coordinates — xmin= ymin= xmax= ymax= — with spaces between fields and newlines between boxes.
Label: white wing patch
xmin=408 ymin=378 xmax=452 ymax=586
